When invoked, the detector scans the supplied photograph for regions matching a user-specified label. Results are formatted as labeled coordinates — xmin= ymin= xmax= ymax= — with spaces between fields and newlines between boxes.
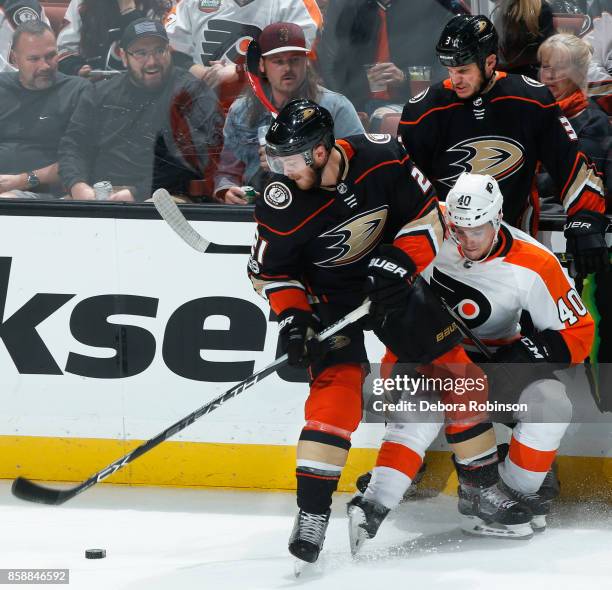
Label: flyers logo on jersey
xmin=429 ymin=267 xmax=492 ymax=328
xmin=315 ymin=206 xmax=388 ymax=267
xmin=440 ymin=136 xmax=525 ymax=187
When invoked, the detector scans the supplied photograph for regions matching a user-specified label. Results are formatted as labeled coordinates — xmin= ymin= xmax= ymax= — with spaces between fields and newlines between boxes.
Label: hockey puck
xmin=85 ymin=549 xmax=106 ymax=559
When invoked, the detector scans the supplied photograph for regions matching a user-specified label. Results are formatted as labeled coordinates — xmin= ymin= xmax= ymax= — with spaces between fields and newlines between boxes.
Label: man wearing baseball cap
xmin=214 ymin=21 xmax=363 ymax=204
xmin=59 ymin=18 xmax=223 ymax=202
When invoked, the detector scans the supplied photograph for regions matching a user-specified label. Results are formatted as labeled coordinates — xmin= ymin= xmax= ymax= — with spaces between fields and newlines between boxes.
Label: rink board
xmin=0 ymin=205 xmax=609 ymax=500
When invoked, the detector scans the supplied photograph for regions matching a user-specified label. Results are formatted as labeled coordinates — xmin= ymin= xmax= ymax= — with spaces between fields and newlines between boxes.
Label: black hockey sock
xmin=453 ymin=450 xmax=500 ymax=489
xmin=296 ymin=428 xmax=349 ymax=514
xmin=296 ymin=467 xmax=340 ymax=514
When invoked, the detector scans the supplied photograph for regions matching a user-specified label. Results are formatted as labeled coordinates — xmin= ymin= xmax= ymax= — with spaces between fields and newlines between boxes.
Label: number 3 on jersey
xmin=557 ymin=288 xmax=587 ymax=325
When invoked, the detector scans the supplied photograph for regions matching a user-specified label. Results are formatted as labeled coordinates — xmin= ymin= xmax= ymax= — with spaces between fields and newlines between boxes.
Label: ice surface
xmin=0 ymin=480 xmax=610 ymax=590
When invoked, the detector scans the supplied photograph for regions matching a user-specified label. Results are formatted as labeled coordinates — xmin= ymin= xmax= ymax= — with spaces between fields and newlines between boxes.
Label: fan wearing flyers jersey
xmin=213 ymin=22 xmax=363 ymax=204
xmin=165 ymin=0 xmax=321 ymax=98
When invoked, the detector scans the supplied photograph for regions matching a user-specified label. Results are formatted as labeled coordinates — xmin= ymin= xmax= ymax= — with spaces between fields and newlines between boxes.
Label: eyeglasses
xmin=126 ymin=46 xmax=169 ymax=62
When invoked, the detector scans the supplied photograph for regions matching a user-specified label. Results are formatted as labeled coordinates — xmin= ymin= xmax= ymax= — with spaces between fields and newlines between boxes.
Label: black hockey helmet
xmin=265 ymin=99 xmax=335 ymax=159
xmin=436 ymin=14 xmax=498 ymax=68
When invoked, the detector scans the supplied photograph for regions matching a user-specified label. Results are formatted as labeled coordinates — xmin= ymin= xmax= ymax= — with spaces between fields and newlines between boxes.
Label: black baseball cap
xmin=120 ymin=18 xmax=169 ymax=50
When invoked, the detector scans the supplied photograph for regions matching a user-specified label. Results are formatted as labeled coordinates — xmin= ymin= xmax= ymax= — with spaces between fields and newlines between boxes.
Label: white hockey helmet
xmin=445 ymin=172 xmax=503 ymax=230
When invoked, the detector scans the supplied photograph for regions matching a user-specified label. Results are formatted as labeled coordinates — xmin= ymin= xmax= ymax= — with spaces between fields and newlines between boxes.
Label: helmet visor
xmin=265 ymin=149 xmax=311 ymax=175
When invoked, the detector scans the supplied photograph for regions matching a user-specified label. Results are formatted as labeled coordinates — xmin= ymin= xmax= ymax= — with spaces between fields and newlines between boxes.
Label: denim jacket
xmin=214 ymin=85 xmax=364 ymax=197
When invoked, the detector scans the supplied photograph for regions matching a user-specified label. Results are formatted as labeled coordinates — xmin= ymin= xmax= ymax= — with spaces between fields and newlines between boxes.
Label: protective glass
xmin=265 ymin=150 xmax=311 ymax=175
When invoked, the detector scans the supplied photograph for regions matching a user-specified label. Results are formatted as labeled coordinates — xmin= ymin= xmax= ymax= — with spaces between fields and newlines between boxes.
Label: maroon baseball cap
xmin=259 ymin=22 xmax=309 ymax=57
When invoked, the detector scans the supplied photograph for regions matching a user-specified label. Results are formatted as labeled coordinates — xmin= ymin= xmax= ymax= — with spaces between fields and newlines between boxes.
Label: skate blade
xmin=347 ymin=506 xmax=369 ymax=556
xmin=460 ymin=515 xmax=534 ymax=539
xmin=531 ymin=514 xmax=547 ymax=532
xmin=293 ymin=558 xmax=321 ymax=578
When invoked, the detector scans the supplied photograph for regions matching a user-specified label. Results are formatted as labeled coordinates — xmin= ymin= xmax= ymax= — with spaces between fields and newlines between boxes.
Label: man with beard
xmin=213 ymin=22 xmax=363 ymax=204
xmin=59 ymin=18 xmax=223 ymax=202
xmin=0 ymin=20 xmax=88 ymax=198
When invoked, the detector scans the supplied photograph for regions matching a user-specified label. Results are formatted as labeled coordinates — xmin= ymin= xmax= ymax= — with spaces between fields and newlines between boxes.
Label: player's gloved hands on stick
xmin=364 ymin=245 xmax=417 ymax=323
xmin=278 ymin=309 xmax=323 ymax=367
xmin=564 ymin=210 xmax=610 ymax=277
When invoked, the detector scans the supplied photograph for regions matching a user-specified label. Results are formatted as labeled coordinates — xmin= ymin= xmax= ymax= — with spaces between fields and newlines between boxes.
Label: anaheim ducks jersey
xmin=248 ymin=134 xmax=444 ymax=315
xmin=0 ymin=1 xmax=45 ymax=73
xmin=399 ymin=72 xmax=606 ymax=234
xmin=423 ymin=222 xmax=595 ymax=364
xmin=166 ymin=0 xmax=321 ymax=66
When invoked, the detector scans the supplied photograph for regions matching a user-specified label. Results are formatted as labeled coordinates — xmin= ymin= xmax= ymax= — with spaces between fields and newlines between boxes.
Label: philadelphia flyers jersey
xmin=423 ymin=222 xmax=594 ymax=364
xmin=166 ymin=0 xmax=320 ymax=66
xmin=399 ymin=72 xmax=605 ymax=234
xmin=248 ymin=134 xmax=445 ymax=315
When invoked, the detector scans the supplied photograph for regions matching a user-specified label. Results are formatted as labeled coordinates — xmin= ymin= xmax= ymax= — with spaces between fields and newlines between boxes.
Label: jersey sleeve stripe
xmin=489 ymin=95 xmax=558 ymax=108
xmin=560 ymin=155 xmax=605 ymax=214
xmin=354 ymin=154 xmax=410 ymax=184
xmin=255 ymin=198 xmax=335 ymax=236
xmin=300 ymin=0 xmax=324 ymax=28
xmin=399 ymin=103 xmax=463 ymax=126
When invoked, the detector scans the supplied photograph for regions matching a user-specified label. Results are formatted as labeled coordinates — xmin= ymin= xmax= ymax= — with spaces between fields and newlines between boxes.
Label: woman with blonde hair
xmin=538 ymin=33 xmax=609 ymax=185
xmin=494 ymin=0 xmax=555 ymax=78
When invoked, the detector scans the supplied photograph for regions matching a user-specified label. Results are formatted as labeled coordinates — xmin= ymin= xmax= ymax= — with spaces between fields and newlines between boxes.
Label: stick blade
xmin=12 ymin=477 xmax=73 ymax=506
xmin=152 ymin=189 xmax=210 ymax=253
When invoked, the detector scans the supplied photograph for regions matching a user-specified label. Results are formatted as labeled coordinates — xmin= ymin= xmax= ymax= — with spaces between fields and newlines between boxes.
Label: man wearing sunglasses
xmin=59 ymin=18 xmax=223 ymax=202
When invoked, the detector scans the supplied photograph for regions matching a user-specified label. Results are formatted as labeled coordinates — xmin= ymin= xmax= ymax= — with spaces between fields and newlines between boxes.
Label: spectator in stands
xmin=0 ymin=0 xmax=45 ymax=72
xmin=57 ymin=0 xmax=173 ymax=77
xmin=166 ymin=0 xmax=321 ymax=93
xmin=537 ymin=33 xmax=610 ymax=195
xmin=59 ymin=18 xmax=223 ymax=202
xmin=0 ymin=20 xmax=88 ymax=199
xmin=317 ymin=0 xmax=453 ymax=114
xmin=492 ymin=0 xmax=555 ymax=79
xmin=213 ymin=22 xmax=364 ymax=205
xmin=585 ymin=1 xmax=611 ymax=114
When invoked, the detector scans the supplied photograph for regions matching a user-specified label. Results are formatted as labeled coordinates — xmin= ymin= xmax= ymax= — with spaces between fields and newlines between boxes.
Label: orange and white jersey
xmin=422 ymin=222 xmax=594 ymax=364
xmin=165 ymin=0 xmax=321 ymax=66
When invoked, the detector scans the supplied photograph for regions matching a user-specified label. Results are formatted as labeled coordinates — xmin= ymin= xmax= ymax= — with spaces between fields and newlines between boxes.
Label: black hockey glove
xmin=278 ymin=309 xmax=324 ymax=368
xmin=492 ymin=335 xmax=553 ymax=364
xmin=364 ymin=245 xmax=417 ymax=323
xmin=564 ymin=210 xmax=610 ymax=277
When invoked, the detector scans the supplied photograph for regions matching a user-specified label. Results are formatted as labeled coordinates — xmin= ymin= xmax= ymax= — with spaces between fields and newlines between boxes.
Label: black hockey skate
xmin=355 ymin=462 xmax=427 ymax=500
xmin=500 ymin=468 xmax=559 ymax=532
xmin=458 ymin=482 xmax=534 ymax=539
xmin=498 ymin=445 xmax=560 ymax=531
xmin=346 ymin=495 xmax=390 ymax=555
xmin=288 ymin=509 xmax=330 ymax=564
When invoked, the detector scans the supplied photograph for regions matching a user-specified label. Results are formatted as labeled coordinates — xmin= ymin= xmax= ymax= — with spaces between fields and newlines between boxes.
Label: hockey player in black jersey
xmin=248 ymin=99 xmax=487 ymax=565
xmin=399 ymin=14 xmax=608 ymax=279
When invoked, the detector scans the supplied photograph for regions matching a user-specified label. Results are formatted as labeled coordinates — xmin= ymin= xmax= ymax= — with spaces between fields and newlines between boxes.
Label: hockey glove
xmin=278 ymin=309 xmax=323 ymax=368
xmin=364 ymin=245 xmax=417 ymax=323
xmin=564 ymin=210 xmax=610 ymax=277
xmin=492 ymin=335 xmax=553 ymax=364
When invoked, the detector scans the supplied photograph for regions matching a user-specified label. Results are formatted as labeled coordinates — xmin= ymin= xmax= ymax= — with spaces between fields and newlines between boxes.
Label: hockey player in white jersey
xmin=165 ymin=0 xmax=321 ymax=88
xmin=348 ymin=173 xmax=595 ymax=552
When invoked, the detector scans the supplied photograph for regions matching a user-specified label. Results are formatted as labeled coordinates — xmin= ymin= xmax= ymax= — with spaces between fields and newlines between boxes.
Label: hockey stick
xmin=246 ymin=40 xmax=278 ymax=117
xmin=152 ymin=189 xmax=250 ymax=254
xmin=12 ymin=300 xmax=371 ymax=505
xmin=439 ymin=297 xmax=493 ymax=359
